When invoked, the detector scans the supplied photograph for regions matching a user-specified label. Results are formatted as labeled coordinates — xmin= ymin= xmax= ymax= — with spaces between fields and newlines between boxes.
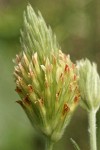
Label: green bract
xmin=77 ymin=59 xmax=100 ymax=112
xmin=14 ymin=4 xmax=79 ymax=142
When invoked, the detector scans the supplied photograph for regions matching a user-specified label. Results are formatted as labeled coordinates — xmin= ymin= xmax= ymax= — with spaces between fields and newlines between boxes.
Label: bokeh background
xmin=0 ymin=0 xmax=100 ymax=150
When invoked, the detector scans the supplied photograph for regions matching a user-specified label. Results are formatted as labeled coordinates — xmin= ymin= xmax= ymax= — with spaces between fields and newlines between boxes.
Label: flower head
xmin=77 ymin=59 xmax=100 ymax=112
xmin=14 ymin=4 xmax=79 ymax=142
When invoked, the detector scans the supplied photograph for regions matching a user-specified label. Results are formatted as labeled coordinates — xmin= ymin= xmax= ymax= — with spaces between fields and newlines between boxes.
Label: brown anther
xmin=23 ymin=95 xmax=30 ymax=105
xmin=15 ymin=87 xmax=22 ymax=93
xmin=74 ymin=96 xmax=79 ymax=103
xmin=28 ymin=84 xmax=33 ymax=93
xmin=64 ymin=64 xmax=69 ymax=72
xmin=63 ymin=103 xmax=70 ymax=115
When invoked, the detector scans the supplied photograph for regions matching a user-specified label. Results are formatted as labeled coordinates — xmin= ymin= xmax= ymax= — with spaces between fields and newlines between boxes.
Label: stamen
xmin=23 ymin=95 xmax=30 ymax=105
xmin=64 ymin=64 xmax=69 ymax=72
xmin=63 ymin=103 xmax=70 ymax=115
xmin=74 ymin=96 xmax=79 ymax=103
xmin=15 ymin=87 xmax=22 ymax=93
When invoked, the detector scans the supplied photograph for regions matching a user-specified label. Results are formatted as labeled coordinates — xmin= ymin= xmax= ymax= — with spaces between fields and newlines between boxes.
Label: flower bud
xmin=77 ymin=59 xmax=100 ymax=112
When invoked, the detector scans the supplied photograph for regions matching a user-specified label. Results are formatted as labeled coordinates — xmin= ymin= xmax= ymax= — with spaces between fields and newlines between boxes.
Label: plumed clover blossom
xmin=77 ymin=59 xmax=100 ymax=112
xmin=14 ymin=4 xmax=80 ymax=142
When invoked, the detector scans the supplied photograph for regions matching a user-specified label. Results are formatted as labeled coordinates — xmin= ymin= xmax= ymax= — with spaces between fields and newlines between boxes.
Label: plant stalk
xmin=88 ymin=110 xmax=97 ymax=150
xmin=45 ymin=138 xmax=54 ymax=150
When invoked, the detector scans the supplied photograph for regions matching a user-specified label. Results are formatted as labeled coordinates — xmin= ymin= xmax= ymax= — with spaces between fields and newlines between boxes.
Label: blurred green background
xmin=0 ymin=0 xmax=100 ymax=150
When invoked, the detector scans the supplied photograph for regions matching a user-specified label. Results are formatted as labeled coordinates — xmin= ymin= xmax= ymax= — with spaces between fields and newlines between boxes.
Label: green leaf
xmin=70 ymin=138 xmax=81 ymax=150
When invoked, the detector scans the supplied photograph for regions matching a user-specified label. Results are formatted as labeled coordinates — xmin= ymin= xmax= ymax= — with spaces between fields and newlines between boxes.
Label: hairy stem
xmin=45 ymin=138 xmax=54 ymax=150
xmin=88 ymin=110 xmax=97 ymax=150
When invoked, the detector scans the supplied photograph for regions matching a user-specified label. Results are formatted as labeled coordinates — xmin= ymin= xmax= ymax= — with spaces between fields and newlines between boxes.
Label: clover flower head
xmin=77 ymin=59 xmax=100 ymax=112
xmin=14 ymin=4 xmax=80 ymax=142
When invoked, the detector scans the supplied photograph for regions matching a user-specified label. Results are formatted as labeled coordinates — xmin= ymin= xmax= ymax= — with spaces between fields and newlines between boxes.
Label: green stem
xmin=45 ymin=138 xmax=54 ymax=150
xmin=88 ymin=110 xmax=97 ymax=150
